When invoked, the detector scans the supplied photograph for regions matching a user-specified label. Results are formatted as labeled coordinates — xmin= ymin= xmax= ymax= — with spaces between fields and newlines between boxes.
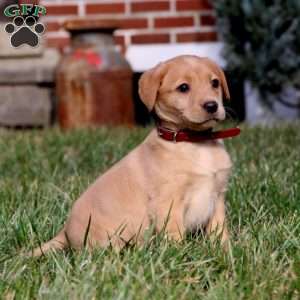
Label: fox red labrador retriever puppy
xmin=32 ymin=55 xmax=240 ymax=256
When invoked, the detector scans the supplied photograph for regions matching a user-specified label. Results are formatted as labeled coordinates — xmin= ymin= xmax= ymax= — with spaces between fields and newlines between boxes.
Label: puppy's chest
xmin=180 ymin=145 xmax=232 ymax=229
xmin=149 ymin=140 xmax=232 ymax=228
xmin=183 ymin=168 xmax=230 ymax=229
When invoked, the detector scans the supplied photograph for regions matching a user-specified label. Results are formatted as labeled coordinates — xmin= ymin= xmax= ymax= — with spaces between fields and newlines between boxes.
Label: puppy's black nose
xmin=203 ymin=101 xmax=218 ymax=114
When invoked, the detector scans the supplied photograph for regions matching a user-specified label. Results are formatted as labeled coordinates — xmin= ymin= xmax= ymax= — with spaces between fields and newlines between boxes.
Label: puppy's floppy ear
xmin=201 ymin=57 xmax=230 ymax=100
xmin=138 ymin=62 xmax=167 ymax=111
xmin=218 ymin=67 xmax=230 ymax=101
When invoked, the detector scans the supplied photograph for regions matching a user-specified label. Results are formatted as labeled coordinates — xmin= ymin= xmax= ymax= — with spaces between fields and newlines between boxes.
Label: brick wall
xmin=39 ymin=0 xmax=217 ymax=52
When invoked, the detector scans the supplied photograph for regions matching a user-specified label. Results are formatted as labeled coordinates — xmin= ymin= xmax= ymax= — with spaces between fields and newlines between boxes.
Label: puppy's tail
xmin=31 ymin=229 xmax=67 ymax=257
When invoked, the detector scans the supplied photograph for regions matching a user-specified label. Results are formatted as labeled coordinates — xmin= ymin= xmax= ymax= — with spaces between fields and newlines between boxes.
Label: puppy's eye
xmin=211 ymin=79 xmax=220 ymax=88
xmin=177 ymin=83 xmax=190 ymax=93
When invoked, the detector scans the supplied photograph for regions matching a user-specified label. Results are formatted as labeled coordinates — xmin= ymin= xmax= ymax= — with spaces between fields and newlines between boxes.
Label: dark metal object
xmin=57 ymin=19 xmax=134 ymax=129
xmin=224 ymin=71 xmax=245 ymax=122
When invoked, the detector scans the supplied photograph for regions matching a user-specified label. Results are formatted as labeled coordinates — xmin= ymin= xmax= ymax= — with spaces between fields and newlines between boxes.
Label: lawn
xmin=0 ymin=124 xmax=299 ymax=299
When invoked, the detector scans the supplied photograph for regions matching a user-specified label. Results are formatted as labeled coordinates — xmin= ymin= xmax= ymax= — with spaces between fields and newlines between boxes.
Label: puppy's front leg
xmin=155 ymin=202 xmax=185 ymax=241
xmin=206 ymin=195 xmax=229 ymax=244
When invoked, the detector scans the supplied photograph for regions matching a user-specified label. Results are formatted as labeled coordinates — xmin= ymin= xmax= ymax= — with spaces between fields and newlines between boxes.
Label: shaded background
xmin=0 ymin=0 xmax=299 ymax=128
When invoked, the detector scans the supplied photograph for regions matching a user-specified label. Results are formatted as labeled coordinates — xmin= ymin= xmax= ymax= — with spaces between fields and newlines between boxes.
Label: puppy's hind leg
xmin=31 ymin=229 xmax=67 ymax=257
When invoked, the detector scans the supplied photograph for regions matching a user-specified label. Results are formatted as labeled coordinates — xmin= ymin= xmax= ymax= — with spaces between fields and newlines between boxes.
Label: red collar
xmin=157 ymin=125 xmax=241 ymax=143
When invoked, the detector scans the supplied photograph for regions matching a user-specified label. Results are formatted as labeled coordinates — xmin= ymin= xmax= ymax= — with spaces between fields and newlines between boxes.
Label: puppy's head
xmin=139 ymin=55 xmax=230 ymax=130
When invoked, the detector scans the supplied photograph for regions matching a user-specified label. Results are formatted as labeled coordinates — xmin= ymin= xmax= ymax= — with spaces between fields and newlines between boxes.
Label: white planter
xmin=245 ymin=81 xmax=300 ymax=125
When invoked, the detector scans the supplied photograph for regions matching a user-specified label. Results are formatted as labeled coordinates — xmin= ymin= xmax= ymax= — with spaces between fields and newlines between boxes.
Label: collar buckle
xmin=157 ymin=126 xmax=178 ymax=142
xmin=172 ymin=131 xmax=178 ymax=143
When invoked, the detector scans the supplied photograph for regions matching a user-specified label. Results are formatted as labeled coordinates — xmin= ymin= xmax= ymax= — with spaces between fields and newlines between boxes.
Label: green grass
xmin=0 ymin=124 xmax=299 ymax=299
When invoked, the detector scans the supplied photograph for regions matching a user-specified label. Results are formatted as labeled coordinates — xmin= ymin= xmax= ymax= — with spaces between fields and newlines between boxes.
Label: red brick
xmin=86 ymin=3 xmax=125 ymax=14
xmin=45 ymin=5 xmax=78 ymax=16
xmin=154 ymin=16 xmax=194 ymax=28
xmin=46 ymin=36 xmax=71 ymax=50
xmin=120 ymin=18 xmax=148 ymax=29
xmin=176 ymin=31 xmax=218 ymax=42
xmin=45 ymin=21 xmax=62 ymax=32
xmin=176 ymin=0 xmax=212 ymax=11
xmin=200 ymin=15 xmax=216 ymax=26
xmin=131 ymin=33 xmax=170 ymax=44
xmin=131 ymin=1 xmax=170 ymax=12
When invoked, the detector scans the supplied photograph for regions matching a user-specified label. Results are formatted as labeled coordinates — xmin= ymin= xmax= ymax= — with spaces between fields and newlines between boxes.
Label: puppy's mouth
xmin=182 ymin=117 xmax=220 ymax=130
xmin=198 ymin=118 xmax=220 ymax=125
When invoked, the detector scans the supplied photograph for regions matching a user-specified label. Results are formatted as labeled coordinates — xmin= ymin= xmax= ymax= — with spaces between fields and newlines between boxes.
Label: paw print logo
xmin=4 ymin=16 xmax=45 ymax=48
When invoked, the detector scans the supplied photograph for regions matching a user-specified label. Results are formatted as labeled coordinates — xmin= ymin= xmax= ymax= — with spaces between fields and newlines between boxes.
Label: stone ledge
xmin=0 ymin=48 xmax=60 ymax=84
xmin=0 ymin=85 xmax=52 ymax=126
